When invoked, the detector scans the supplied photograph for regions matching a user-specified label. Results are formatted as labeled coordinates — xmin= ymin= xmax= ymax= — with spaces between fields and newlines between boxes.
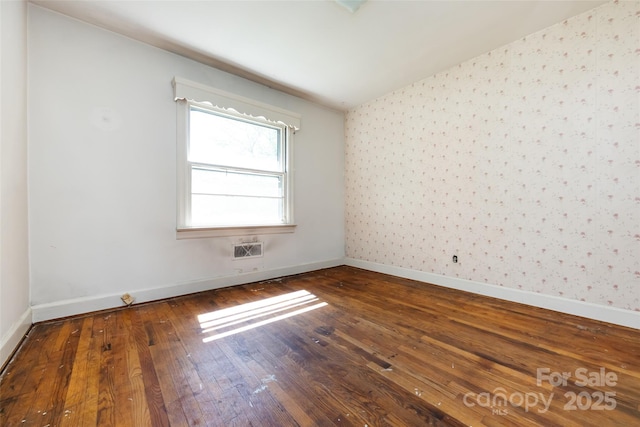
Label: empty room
xmin=1 ymin=0 xmax=638 ymax=425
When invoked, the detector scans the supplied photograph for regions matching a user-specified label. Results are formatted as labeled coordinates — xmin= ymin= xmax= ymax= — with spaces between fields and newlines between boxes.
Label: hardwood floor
xmin=1 ymin=266 xmax=639 ymax=426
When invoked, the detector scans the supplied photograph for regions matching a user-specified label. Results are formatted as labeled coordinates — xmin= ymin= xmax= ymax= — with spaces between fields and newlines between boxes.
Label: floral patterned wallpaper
xmin=345 ymin=0 xmax=639 ymax=312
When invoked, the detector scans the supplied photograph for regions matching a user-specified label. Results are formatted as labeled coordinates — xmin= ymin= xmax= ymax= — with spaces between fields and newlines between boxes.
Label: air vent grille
xmin=233 ymin=242 xmax=263 ymax=259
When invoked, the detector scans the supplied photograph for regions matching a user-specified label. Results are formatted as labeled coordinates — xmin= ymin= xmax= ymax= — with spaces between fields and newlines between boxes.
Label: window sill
xmin=176 ymin=224 xmax=297 ymax=239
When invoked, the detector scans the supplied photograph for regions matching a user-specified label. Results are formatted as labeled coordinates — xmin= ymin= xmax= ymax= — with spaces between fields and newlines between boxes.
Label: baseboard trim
xmin=1 ymin=307 xmax=32 ymax=370
xmin=345 ymin=258 xmax=640 ymax=330
xmin=27 ymin=257 xmax=640 ymax=328
xmin=31 ymin=258 xmax=344 ymax=323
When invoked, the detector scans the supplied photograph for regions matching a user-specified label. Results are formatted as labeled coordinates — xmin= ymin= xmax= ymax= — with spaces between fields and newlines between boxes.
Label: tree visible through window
xmin=173 ymin=77 xmax=299 ymax=237
xmin=186 ymin=104 xmax=290 ymax=227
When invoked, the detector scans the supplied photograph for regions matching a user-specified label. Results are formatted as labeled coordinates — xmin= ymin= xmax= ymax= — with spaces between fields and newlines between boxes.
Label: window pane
xmin=191 ymin=195 xmax=284 ymax=226
xmin=189 ymin=107 xmax=282 ymax=172
xmin=192 ymin=168 xmax=282 ymax=198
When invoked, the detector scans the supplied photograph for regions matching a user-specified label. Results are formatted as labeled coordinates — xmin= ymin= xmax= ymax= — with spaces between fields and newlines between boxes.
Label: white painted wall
xmin=28 ymin=6 xmax=345 ymax=320
xmin=0 ymin=0 xmax=31 ymax=366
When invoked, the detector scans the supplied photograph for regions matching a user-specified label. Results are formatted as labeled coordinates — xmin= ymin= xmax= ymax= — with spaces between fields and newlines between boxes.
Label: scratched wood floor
xmin=1 ymin=266 xmax=639 ymax=426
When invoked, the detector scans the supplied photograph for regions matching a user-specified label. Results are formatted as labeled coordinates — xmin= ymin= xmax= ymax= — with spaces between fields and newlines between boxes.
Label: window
xmin=188 ymin=104 xmax=288 ymax=227
xmin=173 ymin=78 xmax=300 ymax=238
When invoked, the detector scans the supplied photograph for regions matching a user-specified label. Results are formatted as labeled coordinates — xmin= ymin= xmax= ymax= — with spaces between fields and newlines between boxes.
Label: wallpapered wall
xmin=345 ymin=0 xmax=639 ymax=312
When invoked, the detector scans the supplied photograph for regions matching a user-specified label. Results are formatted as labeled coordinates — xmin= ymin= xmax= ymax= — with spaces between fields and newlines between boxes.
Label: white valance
xmin=172 ymin=77 xmax=301 ymax=130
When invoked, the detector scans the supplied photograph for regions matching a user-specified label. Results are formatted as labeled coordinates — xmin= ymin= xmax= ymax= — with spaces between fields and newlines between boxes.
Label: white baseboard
xmin=345 ymin=258 xmax=640 ymax=330
xmin=25 ymin=257 xmax=640 ymax=329
xmin=1 ymin=307 xmax=32 ymax=369
xmin=31 ymin=258 xmax=344 ymax=323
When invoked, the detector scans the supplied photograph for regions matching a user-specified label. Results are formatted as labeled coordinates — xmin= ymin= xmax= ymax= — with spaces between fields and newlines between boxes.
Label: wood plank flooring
xmin=1 ymin=266 xmax=639 ymax=426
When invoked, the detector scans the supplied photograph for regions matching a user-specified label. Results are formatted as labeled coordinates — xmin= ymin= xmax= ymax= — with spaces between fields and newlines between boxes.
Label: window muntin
xmin=183 ymin=103 xmax=290 ymax=229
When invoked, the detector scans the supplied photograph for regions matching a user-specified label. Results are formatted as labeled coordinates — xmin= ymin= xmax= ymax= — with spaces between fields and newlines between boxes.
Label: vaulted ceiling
xmin=32 ymin=0 xmax=607 ymax=110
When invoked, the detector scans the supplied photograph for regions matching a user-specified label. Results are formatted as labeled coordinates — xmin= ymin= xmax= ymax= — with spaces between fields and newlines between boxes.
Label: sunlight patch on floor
xmin=198 ymin=290 xmax=328 ymax=342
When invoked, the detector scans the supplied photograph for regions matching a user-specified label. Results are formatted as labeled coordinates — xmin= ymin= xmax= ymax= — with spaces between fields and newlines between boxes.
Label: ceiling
xmin=31 ymin=0 xmax=607 ymax=111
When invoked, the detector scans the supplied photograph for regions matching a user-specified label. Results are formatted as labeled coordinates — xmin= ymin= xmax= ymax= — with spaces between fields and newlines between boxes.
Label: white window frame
xmin=173 ymin=77 xmax=299 ymax=239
